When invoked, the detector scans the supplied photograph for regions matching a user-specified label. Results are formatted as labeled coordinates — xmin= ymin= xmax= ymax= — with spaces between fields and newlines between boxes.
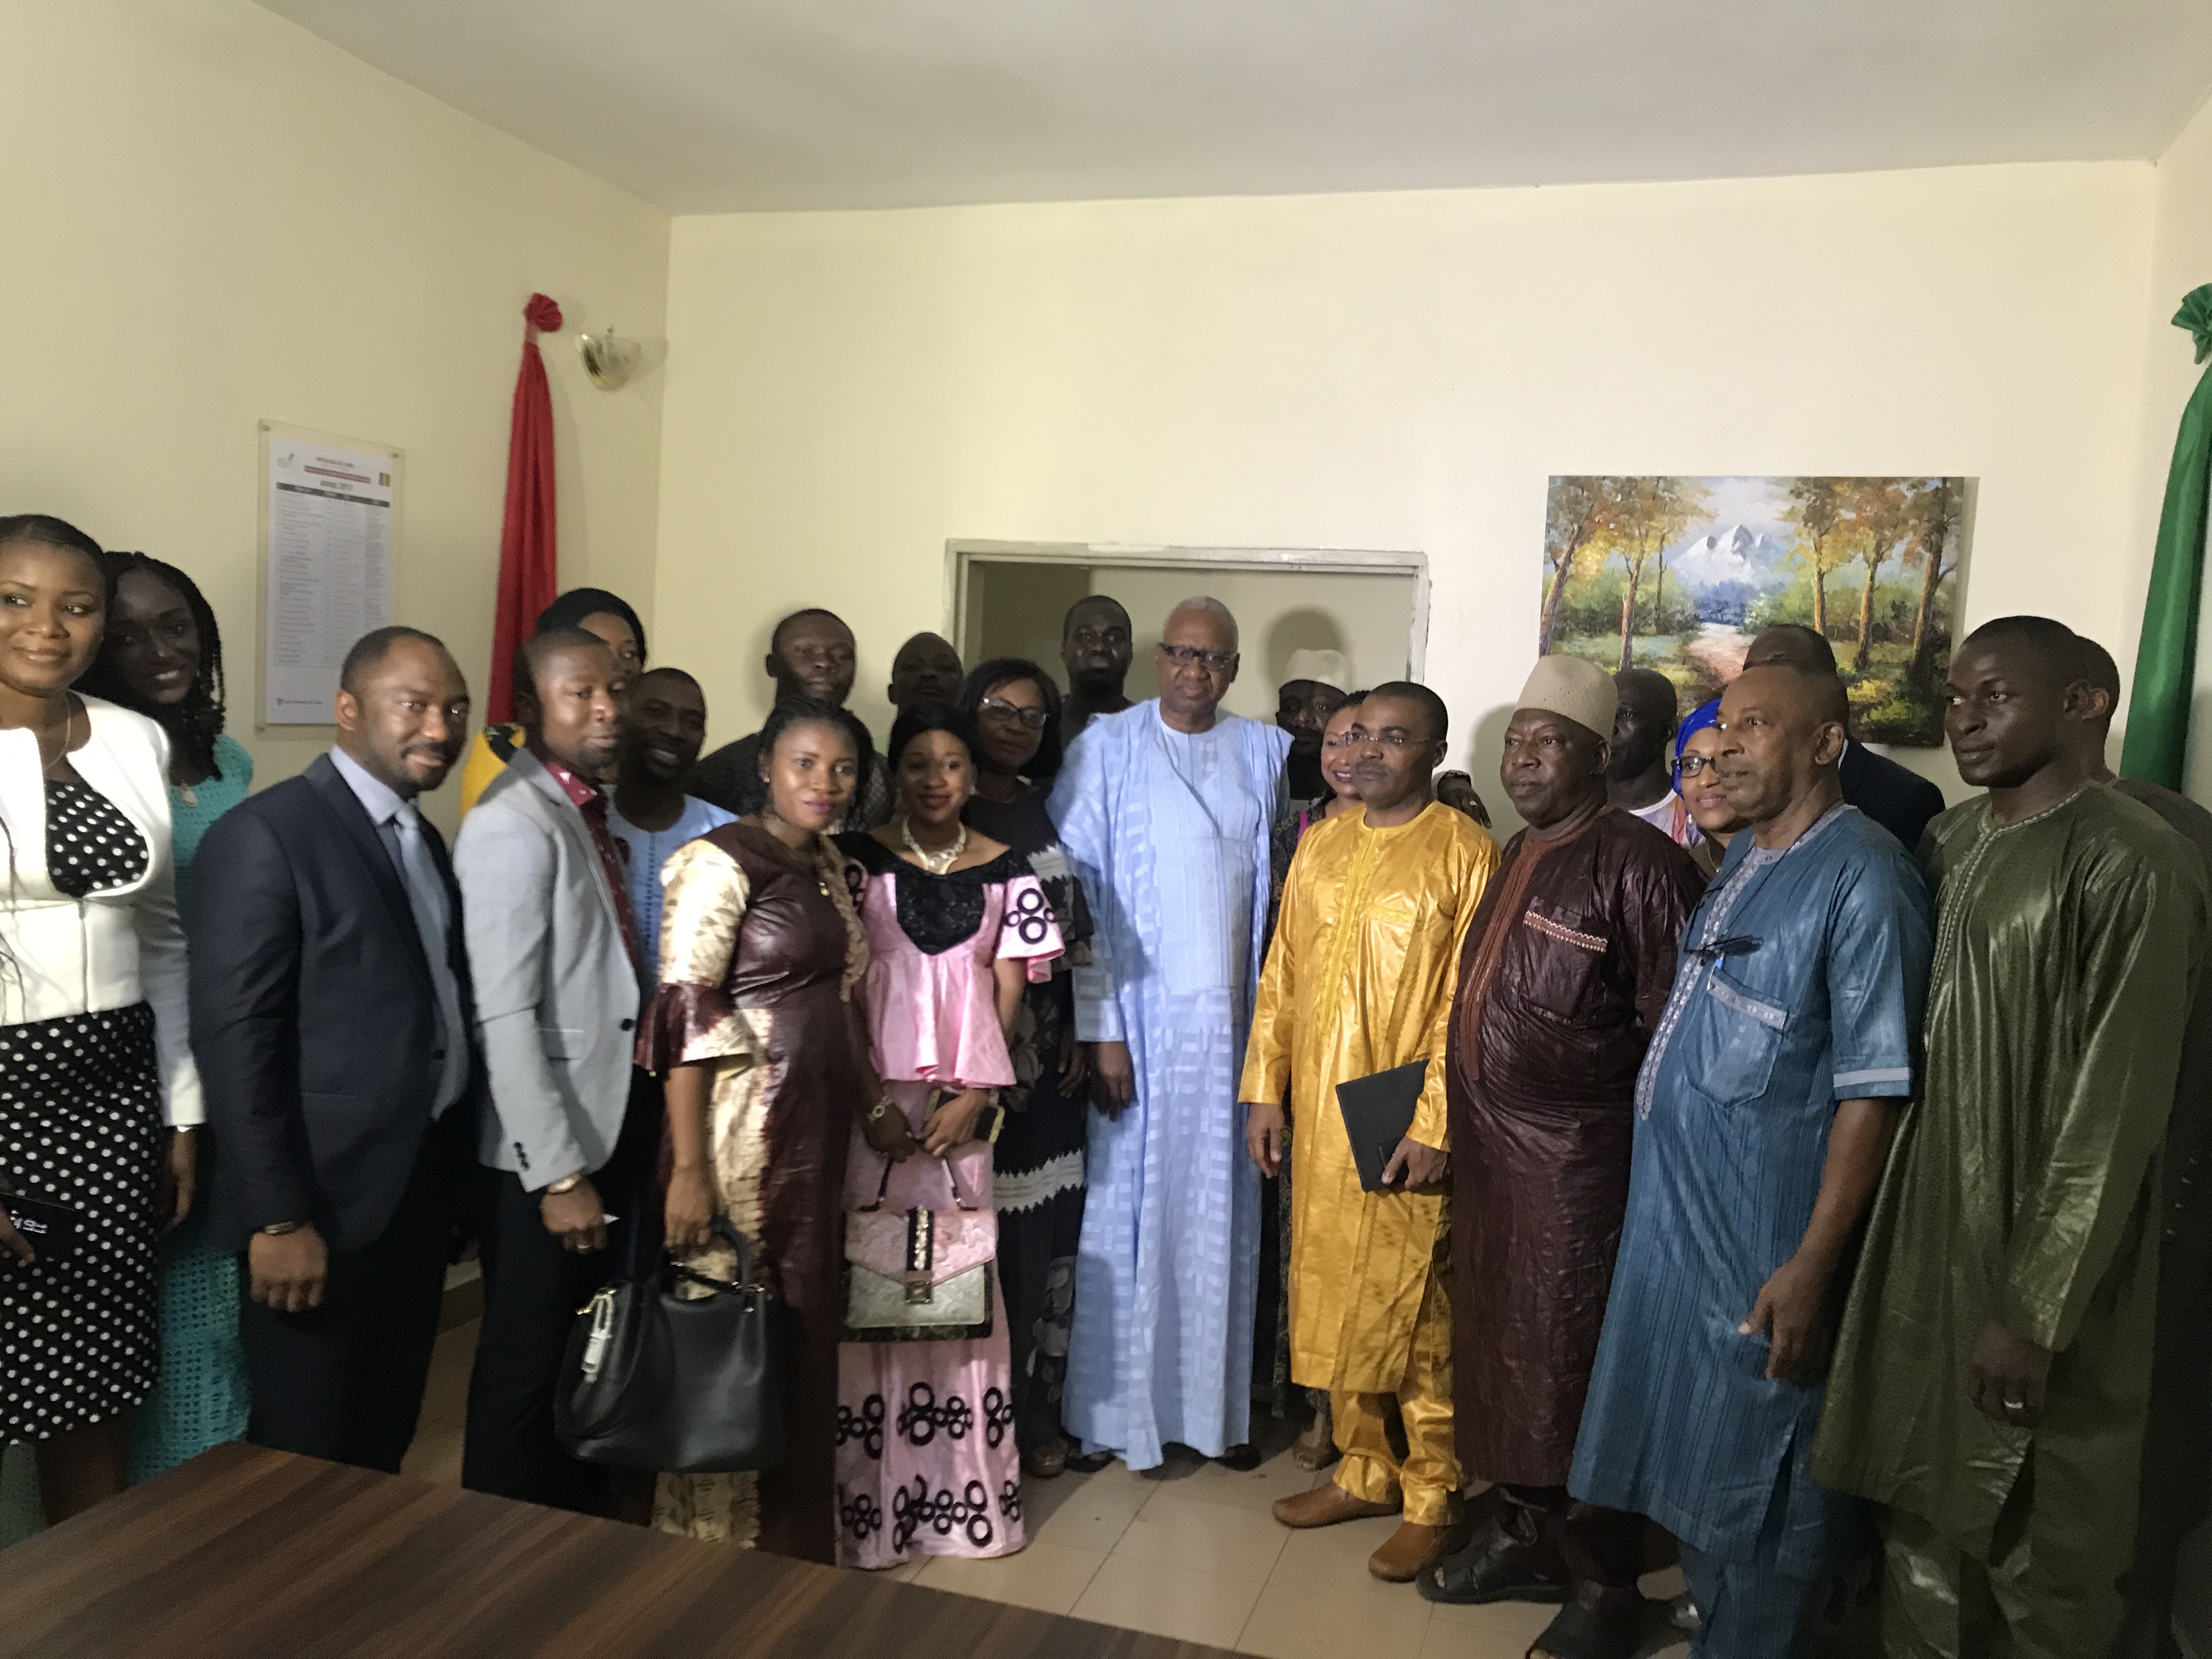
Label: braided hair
xmin=76 ymin=551 xmax=229 ymax=782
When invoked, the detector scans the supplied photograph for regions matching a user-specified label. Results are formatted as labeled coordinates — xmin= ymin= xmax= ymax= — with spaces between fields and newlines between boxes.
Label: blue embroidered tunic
xmin=1570 ymin=804 xmax=1931 ymax=1578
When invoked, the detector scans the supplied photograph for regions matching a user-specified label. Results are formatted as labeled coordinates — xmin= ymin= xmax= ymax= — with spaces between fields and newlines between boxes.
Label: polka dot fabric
xmin=1 ymin=1003 xmax=162 ymax=1441
xmin=43 ymin=778 xmax=149 ymax=899
xmin=3 ymin=782 xmax=160 ymax=1443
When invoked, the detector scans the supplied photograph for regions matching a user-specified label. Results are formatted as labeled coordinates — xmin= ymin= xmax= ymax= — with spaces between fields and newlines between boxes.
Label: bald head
xmin=1715 ymin=663 xmax=1848 ymax=834
xmin=1745 ymin=624 xmax=1838 ymax=677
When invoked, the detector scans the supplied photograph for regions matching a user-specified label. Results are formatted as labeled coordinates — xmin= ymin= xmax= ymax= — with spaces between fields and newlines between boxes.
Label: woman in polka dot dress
xmin=0 ymin=516 xmax=203 ymax=1525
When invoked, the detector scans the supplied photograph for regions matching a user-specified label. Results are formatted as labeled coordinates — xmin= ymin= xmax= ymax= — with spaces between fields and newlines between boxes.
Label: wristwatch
xmin=544 ymin=1173 xmax=585 ymax=1197
xmin=259 ymin=1221 xmax=304 ymax=1237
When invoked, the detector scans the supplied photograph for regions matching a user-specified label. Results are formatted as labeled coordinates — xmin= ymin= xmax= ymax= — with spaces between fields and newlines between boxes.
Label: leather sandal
xmin=1525 ymin=1592 xmax=1645 ymax=1659
xmin=1021 ymin=1440 xmax=1068 ymax=1480
xmin=1416 ymin=1533 xmax=1571 ymax=1605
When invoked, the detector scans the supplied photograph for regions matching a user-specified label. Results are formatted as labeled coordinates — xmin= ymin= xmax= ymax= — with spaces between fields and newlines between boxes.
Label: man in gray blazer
xmin=454 ymin=627 xmax=646 ymax=1510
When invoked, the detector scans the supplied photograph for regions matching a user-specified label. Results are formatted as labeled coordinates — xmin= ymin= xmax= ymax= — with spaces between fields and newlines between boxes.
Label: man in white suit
xmin=454 ymin=627 xmax=645 ymax=1511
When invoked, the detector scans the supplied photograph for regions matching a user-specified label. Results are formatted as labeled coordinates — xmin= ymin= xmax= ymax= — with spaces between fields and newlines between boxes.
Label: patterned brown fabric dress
xmin=639 ymin=822 xmax=870 ymax=1563
xmin=1446 ymin=806 xmax=1702 ymax=1487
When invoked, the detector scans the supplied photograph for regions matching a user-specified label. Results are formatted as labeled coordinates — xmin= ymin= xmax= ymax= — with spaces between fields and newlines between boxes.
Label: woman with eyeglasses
xmin=1260 ymin=691 xmax=1368 ymax=1469
xmin=1673 ymin=700 xmax=1746 ymax=879
xmin=958 ymin=658 xmax=1099 ymax=1479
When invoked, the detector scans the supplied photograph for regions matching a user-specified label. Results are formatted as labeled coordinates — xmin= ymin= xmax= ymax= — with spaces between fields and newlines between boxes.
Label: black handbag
xmin=554 ymin=1218 xmax=788 ymax=1474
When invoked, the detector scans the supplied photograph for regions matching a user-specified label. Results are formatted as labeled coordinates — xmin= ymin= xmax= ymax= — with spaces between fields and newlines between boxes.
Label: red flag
xmin=486 ymin=292 xmax=563 ymax=724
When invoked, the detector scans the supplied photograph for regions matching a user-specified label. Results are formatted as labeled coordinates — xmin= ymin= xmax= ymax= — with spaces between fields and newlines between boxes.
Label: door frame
xmin=946 ymin=539 xmax=1431 ymax=680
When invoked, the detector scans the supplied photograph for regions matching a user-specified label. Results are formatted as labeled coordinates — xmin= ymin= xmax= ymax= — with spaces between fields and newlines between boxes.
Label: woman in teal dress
xmin=77 ymin=552 xmax=252 ymax=1483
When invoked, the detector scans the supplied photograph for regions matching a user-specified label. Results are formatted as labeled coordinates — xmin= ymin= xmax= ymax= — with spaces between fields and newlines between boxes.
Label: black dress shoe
xmin=1214 ymin=1443 xmax=1262 ymax=1471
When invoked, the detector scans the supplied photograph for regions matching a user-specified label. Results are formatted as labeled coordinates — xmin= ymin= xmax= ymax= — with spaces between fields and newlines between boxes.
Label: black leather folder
xmin=1335 ymin=1060 xmax=1427 ymax=1192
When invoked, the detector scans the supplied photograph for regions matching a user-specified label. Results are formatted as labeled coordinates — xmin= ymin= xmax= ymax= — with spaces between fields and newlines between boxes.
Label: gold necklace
xmin=899 ymin=814 xmax=967 ymax=875
xmin=34 ymin=701 xmax=75 ymax=778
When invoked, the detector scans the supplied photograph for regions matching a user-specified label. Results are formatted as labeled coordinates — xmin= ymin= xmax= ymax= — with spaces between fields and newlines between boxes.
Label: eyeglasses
xmin=1675 ymin=754 xmax=1718 ymax=778
xmin=1356 ymin=729 xmax=1421 ymax=749
xmin=1160 ymin=644 xmax=1234 ymax=672
xmin=978 ymin=697 xmax=1049 ymax=730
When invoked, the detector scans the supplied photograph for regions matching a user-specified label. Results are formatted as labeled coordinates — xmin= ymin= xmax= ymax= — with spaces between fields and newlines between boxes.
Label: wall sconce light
xmin=578 ymin=327 xmax=642 ymax=390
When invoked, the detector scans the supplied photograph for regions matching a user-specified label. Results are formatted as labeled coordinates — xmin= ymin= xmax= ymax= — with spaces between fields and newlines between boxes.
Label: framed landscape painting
xmin=1539 ymin=475 xmax=1973 ymax=744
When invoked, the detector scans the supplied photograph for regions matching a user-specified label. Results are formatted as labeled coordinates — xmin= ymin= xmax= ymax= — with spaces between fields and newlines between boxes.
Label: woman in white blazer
xmin=0 ymin=515 xmax=201 ymax=1525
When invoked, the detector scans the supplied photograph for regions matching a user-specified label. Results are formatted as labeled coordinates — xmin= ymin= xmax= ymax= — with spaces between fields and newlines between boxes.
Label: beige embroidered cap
xmin=1515 ymin=655 xmax=1617 ymax=741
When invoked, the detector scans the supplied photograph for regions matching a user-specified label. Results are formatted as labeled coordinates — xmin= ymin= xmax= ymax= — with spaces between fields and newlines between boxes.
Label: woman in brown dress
xmin=642 ymin=698 xmax=907 ymax=1561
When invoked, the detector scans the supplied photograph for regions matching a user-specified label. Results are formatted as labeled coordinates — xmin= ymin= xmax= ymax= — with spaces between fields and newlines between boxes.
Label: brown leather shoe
xmin=1368 ymin=1520 xmax=1453 ymax=1582
xmin=1271 ymin=1481 xmax=1401 ymax=1529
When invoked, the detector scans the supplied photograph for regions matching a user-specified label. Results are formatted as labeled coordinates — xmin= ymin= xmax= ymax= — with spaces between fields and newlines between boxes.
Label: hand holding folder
xmin=1334 ymin=1061 xmax=1444 ymax=1192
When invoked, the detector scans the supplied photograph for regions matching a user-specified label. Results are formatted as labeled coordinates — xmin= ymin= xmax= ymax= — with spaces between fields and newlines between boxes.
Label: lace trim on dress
xmin=837 ymin=833 xmax=1029 ymax=956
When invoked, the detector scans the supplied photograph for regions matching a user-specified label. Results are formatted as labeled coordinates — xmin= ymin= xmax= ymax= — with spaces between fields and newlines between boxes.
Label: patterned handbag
xmin=842 ymin=1138 xmax=997 ymax=1342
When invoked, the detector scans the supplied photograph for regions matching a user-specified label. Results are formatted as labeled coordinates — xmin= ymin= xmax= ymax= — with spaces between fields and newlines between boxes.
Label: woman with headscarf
xmin=1672 ymin=699 xmax=1746 ymax=879
xmin=75 ymin=551 xmax=252 ymax=1484
xmin=458 ymin=588 xmax=646 ymax=814
xmin=957 ymin=657 xmax=1096 ymax=1479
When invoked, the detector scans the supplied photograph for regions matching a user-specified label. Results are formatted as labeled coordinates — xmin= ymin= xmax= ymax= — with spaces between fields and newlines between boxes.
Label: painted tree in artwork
xmin=1901 ymin=479 xmax=1963 ymax=692
xmin=1601 ymin=476 xmax=1706 ymax=670
xmin=1539 ymin=476 xmax=1616 ymax=656
xmin=1842 ymin=478 xmax=1914 ymax=671
xmin=1784 ymin=477 xmax=1854 ymax=641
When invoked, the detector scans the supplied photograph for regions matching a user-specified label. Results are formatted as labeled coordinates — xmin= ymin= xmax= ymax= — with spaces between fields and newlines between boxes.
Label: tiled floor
xmin=409 ymin=1320 xmax=1892 ymax=1656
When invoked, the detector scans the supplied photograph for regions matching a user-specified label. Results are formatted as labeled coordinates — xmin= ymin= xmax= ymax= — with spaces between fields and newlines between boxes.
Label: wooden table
xmin=0 ymin=1444 xmax=1232 ymax=1659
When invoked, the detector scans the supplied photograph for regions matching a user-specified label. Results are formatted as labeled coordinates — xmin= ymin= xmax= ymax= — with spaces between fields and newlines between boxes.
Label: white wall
xmin=654 ymin=163 xmax=2155 ymax=825
xmin=0 ymin=0 xmax=670 ymax=832
xmin=1102 ymin=566 xmax=1417 ymax=725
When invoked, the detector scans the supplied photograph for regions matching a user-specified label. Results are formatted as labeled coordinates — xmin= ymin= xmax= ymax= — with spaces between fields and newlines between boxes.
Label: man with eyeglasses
xmin=1050 ymin=597 xmax=1291 ymax=1473
xmin=1244 ymin=684 xmax=1498 ymax=1583
xmin=1058 ymin=595 xmax=1135 ymax=743
xmin=1421 ymin=655 xmax=1702 ymax=1659
xmin=687 ymin=607 xmax=891 ymax=830
xmin=1570 ymin=661 xmax=1931 ymax=1657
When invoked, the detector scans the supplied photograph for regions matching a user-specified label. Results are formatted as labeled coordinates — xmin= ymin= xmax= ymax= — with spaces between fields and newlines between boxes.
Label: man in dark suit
xmin=1743 ymin=624 xmax=1947 ymax=850
xmin=193 ymin=626 xmax=478 ymax=1472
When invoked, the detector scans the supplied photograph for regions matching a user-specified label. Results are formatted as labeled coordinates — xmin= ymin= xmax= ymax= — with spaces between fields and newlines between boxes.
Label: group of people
xmin=0 ymin=505 xmax=2205 ymax=1659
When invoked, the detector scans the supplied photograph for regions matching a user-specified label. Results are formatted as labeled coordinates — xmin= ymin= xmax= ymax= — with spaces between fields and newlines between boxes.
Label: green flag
xmin=2123 ymin=284 xmax=2212 ymax=788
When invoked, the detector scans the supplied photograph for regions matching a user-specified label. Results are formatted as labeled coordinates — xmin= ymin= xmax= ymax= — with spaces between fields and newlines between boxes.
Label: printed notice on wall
xmin=259 ymin=425 xmax=399 ymax=725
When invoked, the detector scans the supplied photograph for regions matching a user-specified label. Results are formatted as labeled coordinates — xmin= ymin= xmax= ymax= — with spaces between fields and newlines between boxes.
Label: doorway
xmin=950 ymin=541 xmax=1427 ymax=722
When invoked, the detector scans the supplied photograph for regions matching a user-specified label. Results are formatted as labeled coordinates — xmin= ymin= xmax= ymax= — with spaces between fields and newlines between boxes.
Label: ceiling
xmin=256 ymin=1 xmax=2212 ymax=213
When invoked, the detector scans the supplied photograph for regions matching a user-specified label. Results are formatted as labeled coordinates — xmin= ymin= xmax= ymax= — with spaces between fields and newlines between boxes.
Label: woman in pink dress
xmin=834 ymin=704 xmax=1062 ymax=1569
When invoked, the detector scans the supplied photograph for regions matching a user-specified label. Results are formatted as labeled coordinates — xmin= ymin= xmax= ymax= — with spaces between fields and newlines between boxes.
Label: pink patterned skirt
xmin=834 ymin=1081 xmax=1026 ymax=1568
